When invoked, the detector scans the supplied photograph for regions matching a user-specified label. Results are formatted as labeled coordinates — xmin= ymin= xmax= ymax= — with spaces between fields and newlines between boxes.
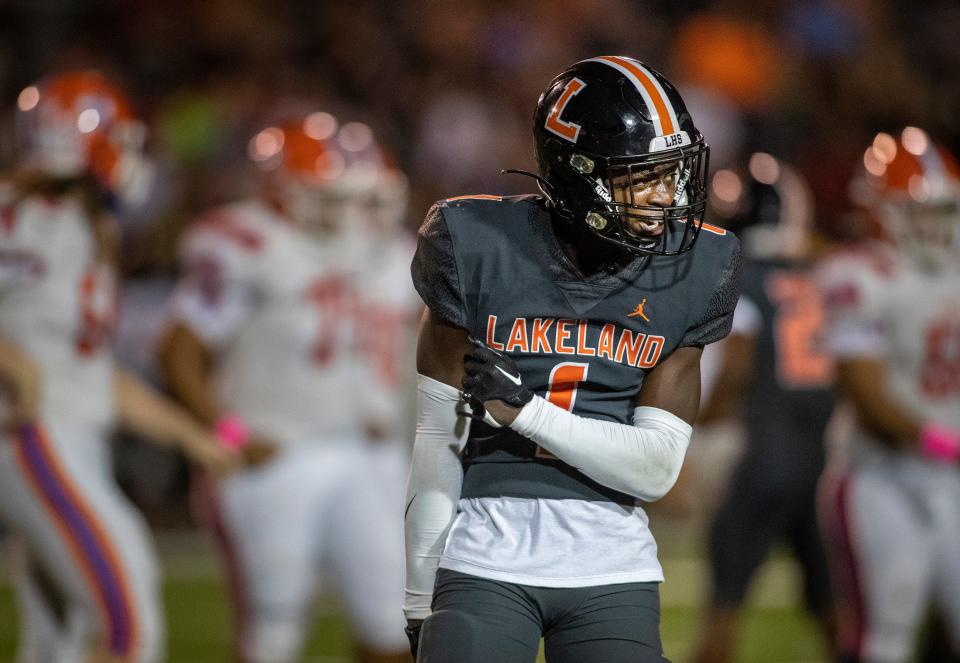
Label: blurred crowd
xmin=2 ymin=0 xmax=960 ymax=271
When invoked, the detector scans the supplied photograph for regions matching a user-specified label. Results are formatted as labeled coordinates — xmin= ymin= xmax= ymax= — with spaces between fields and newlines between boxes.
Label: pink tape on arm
xmin=215 ymin=415 xmax=249 ymax=450
xmin=919 ymin=424 xmax=960 ymax=463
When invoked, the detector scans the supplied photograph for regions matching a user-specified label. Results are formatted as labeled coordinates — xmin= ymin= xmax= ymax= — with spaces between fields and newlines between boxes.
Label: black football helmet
xmin=713 ymin=152 xmax=815 ymax=261
xmin=533 ymin=56 xmax=710 ymax=256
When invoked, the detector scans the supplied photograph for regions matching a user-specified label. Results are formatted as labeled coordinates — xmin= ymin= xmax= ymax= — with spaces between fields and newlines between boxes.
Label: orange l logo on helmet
xmin=545 ymin=78 xmax=586 ymax=143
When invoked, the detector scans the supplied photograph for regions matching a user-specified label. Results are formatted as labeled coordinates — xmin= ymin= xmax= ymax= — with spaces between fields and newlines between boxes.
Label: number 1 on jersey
xmin=536 ymin=362 xmax=589 ymax=459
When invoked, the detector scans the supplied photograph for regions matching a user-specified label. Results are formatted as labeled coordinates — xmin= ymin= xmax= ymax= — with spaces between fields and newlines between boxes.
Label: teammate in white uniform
xmin=157 ymin=114 xmax=415 ymax=663
xmin=0 ymin=71 xmax=236 ymax=663
xmin=816 ymin=128 xmax=960 ymax=663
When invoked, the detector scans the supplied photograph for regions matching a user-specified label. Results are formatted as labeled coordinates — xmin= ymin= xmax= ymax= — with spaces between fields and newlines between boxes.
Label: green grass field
xmin=0 ymin=527 xmax=828 ymax=663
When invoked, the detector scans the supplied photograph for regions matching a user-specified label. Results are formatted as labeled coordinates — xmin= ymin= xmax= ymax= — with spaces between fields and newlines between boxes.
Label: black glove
xmin=462 ymin=337 xmax=534 ymax=413
xmin=404 ymin=621 xmax=422 ymax=659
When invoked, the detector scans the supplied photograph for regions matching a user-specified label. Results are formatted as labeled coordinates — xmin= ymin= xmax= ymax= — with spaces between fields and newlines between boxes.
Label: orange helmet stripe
xmin=590 ymin=56 xmax=677 ymax=136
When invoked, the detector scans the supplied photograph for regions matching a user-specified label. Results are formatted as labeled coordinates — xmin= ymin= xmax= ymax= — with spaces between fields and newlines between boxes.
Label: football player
xmin=403 ymin=56 xmax=741 ymax=662
xmin=691 ymin=154 xmax=836 ymax=663
xmin=156 ymin=114 xmax=414 ymax=663
xmin=0 ymin=71 xmax=237 ymax=663
xmin=816 ymin=128 xmax=960 ymax=663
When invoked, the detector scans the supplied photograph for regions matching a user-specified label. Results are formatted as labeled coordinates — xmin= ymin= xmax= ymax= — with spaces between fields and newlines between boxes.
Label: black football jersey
xmin=412 ymin=195 xmax=741 ymax=504
xmin=738 ymin=259 xmax=835 ymax=470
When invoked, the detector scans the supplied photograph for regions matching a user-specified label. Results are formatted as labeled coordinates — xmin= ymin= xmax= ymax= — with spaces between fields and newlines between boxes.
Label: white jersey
xmin=172 ymin=200 xmax=390 ymax=447
xmin=0 ymin=189 xmax=116 ymax=428
xmin=350 ymin=232 xmax=422 ymax=439
xmin=817 ymin=242 xmax=960 ymax=466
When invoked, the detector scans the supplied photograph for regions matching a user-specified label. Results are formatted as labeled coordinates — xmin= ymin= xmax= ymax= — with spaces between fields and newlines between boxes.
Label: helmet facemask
xmin=852 ymin=128 xmax=960 ymax=273
xmin=878 ymin=197 xmax=960 ymax=273
xmin=553 ymin=138 xmax=710 ymax=256
xmin=274 ymin=171 xmax=375 ymax=238
xmin=16 ymin=73 xmax=154 ymax=207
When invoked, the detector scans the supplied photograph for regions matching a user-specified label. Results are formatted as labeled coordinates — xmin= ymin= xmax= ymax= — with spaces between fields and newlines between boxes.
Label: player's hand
xmin=241 ymin=435 xmax=280 ymax=467
xmin=0 ymin=355 xmax=41 ymax=431
xmin=462 ymin=337 xmax=532 ymax=426
xmin=404 ymin=619 xmax=423 ymax=660
xmin=180 ymin=430 xmax=243 ymax=477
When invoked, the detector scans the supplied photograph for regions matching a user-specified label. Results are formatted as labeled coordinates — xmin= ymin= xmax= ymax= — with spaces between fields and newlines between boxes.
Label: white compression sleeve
xmin=403 ymin=374 xmax=470 ymax=620
xmin=510 ymin=396 xmax=692 ymax=502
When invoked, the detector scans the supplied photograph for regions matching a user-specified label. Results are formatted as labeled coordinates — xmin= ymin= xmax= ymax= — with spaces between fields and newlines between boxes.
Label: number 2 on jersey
xmin=765 ymin=272 xmax=833 ymax=388
xmin=536 ymin=362 xmax=589 ymax=459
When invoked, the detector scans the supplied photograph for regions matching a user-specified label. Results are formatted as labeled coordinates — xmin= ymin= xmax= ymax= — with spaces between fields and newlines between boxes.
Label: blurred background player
xmin=156 ymin=113 xmax=415 ymax=663
xmin=0 ymin=70 xmax=237 ymax=663
xmin=816 ymin=127 xmax=960 ymax=663
xmin=691 ymin=153 xmax=836 ymax=663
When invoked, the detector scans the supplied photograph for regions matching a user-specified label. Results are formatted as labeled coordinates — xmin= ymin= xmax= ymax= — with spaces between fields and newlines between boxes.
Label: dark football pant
xmin=417 ymin=568 xmax=669 ymax=663
xmin=707 ymin=450 xmax=832 ymax=615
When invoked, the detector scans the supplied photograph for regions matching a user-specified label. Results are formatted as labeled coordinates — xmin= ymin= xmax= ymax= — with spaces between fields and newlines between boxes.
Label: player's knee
xmin=417 ymin=609 xmax=481 ymax=662
xmin=243 ymin=614 xmax=305 ymax=663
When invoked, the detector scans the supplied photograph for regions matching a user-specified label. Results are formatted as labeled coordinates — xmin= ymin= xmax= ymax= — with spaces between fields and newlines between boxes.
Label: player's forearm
xmin=838 ymin=359 xmax=922 ymax=448
xmin=114 ymin=367 xmax=208 ymax=447
xmin=510 ymin=396 xmax=692 ymax=501
xmin=0 ymin=336 xmax=37 ymax=391
xmin=404 ymin=374 xmax=469 ymax=620
xmin=0 ymin=335 xmax=40 ymax=422
xmin=696 ymin=334 xmax=754 ymax=425
xmin=155 ymin=324 xmax=220 ymax=426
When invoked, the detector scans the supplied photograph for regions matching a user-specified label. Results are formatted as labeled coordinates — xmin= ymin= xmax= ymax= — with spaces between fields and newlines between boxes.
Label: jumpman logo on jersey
xmin=628 ymin=298 xmax=650 ymax=322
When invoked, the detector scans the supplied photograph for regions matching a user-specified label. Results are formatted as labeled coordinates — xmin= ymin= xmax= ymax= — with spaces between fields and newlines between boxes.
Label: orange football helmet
xmin=249 ymin=113 xmax=407 ymax=233
xmin=851 ymin=127 xmax=960 ymax=270
xmin=15 ymin=70 xmax=152 ymax=203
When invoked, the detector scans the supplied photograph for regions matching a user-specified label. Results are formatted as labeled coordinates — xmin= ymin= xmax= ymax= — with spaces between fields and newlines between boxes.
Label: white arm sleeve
xmin=510 ymin=396 xmax=692 ymax=502
xmin=403 ymin=374 xmax=470 ymax=620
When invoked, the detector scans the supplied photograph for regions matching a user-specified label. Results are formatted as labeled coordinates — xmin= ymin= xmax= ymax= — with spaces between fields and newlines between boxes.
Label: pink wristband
xmin=215 ymin=415 xmax=249 ymax=450
xmin=919 ymin=424 xmax=960 ymax=463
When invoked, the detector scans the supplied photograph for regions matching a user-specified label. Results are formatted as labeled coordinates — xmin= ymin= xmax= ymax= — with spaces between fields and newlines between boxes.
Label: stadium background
xmin=1 ymin=1 xmax=959 ymax=661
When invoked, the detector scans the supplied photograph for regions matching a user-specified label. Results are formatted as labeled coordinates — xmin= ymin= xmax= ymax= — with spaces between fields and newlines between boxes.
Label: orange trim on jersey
xmin=15 ymin=425 xmax=140 ymax=657
xmin=444 ymin=195 xmax=504 ymax=202
xmin=698 ymin=221 xmax=727 ymax=236
xmin=596 ymin=56 xmax=675 ymax=135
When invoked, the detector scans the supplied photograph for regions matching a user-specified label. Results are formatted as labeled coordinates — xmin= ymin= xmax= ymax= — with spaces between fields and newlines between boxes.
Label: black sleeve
xmin=679 ymin=237 xmax=743 ymax=348
xmin=410 ymin=203 xmax=468 ymax=328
